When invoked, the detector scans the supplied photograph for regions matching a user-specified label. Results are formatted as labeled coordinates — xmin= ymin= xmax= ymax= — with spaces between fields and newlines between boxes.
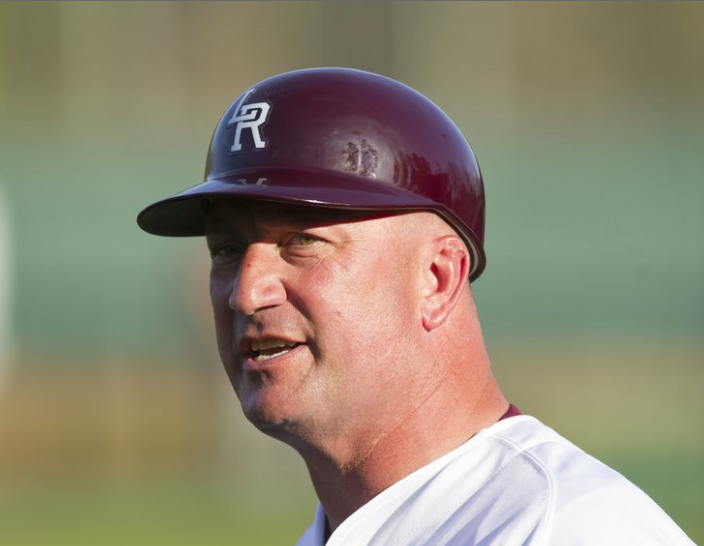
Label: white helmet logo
xmin=228 ymin=102 xmax=271 ymax=152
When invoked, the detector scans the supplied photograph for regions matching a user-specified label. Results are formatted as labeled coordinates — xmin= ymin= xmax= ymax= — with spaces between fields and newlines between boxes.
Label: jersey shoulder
xmin=490 ymin=416 xmax=696 ymax=546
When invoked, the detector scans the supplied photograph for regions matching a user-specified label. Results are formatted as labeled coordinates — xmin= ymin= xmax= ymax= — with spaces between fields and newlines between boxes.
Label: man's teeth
xmin=250 ymin=339 xmax=298 ymax=360
xmin=252 ymin=339 xmax=296 ymax=352
xmin=253 ymin=349 xmax=289 ymax=361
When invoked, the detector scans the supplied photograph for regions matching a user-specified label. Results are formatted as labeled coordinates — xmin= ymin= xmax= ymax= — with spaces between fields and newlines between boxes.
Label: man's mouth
xmin=248 ymin=339 xmax=301 ymax=361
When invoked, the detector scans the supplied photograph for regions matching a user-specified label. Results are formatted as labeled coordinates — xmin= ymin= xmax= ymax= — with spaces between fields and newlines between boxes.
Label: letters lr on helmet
xmin=228 ymin=100 xmax=271 ymax=152
xmin=137 ymin=67 xmax=487 ymax=281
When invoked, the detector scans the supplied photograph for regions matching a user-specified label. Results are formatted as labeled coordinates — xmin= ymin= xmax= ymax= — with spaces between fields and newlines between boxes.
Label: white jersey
xmin=295 ymin=415 xmax=694 ymax=546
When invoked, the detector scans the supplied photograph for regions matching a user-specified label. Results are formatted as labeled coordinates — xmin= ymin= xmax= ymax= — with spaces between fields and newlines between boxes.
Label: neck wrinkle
xmin=302 ymin=360 xmax=507 ymax=534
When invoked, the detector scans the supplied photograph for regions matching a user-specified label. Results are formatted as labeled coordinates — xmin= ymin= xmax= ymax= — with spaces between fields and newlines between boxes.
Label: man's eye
xmin=211 ymin=244 xmax=241 ymax=259
xmin=288 ymin=234 xmax=319 ymax=246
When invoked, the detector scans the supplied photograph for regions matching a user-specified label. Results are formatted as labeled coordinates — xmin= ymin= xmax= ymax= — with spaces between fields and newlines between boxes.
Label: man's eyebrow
xmin=204 ymin=218 xmax=238 ymax=235
xmin=205 ymin=202 xmax=388 ymax=234
xmin=258 ymin=206 xmax=375 ymax=228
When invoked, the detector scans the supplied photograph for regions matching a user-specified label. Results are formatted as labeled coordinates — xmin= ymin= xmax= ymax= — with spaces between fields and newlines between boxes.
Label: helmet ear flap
xmin=137 ymin=67 xmax=487 ymax=281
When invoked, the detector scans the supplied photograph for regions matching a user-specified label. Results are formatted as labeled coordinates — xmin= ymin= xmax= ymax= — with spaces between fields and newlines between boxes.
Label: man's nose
xmin=229 ymin=243 xmax=286 ymax=315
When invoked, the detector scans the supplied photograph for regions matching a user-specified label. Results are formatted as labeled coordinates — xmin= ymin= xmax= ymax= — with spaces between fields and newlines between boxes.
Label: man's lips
xmin=240 ymin=337 xmax=304 ymax=362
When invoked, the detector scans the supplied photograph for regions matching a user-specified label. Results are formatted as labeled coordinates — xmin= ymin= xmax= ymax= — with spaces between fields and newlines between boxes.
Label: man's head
xmin=137 ymin=67 xmax=498 ymax=459
xmin=204 ymin=199 xmax=480 ymax=454
xmin=137 ymin=67 xmax=487 ymax=281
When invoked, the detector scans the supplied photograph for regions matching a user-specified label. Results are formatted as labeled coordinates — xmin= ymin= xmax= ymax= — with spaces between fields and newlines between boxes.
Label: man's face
xmin=205 ymin=200 xmax=427 ymax=446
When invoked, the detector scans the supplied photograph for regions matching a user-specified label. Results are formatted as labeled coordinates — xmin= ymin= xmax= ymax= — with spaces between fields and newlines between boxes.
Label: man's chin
xmin=247 ymin=412 xmax=313 ymax=448
xmin=242 ymin=400 xmax=302 ymax=435
xmin=238 ymin=385 xmax=323 ymax=445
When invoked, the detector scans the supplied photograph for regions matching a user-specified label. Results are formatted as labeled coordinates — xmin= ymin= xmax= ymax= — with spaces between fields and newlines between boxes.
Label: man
xmin=138 ymin=68 xmax=694 ymax=545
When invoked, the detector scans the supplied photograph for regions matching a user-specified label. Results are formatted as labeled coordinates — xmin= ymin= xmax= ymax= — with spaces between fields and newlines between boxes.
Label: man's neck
xmin=301 ymin=375 xmax=509 ymax=533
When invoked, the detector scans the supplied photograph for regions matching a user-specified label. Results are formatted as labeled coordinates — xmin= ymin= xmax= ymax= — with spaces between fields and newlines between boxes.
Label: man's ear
xmin=420 ymin=235 xmax=470 ymax=331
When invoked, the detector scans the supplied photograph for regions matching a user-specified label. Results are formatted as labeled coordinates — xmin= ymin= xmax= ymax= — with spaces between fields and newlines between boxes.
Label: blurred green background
xmin=0 ymin=2 xmax=702 ymax=545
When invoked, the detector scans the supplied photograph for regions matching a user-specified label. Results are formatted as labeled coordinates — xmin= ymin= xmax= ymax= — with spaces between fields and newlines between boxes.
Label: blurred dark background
xmin=0 ymin=2 xmax=702 ymax=544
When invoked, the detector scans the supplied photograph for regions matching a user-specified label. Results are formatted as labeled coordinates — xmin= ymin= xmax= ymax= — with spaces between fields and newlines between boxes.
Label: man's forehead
xmin=205 ymin=199 xmax=390 ymax=232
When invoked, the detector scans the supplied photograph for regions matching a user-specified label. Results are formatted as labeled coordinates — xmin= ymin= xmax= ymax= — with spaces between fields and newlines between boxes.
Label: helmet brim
xmin=137 ymin=167 xmax=486 ymax=281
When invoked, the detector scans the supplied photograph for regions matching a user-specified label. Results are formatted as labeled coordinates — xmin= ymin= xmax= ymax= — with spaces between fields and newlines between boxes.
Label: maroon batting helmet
xmin=137 ymin=67 xmax=487 ymax=280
